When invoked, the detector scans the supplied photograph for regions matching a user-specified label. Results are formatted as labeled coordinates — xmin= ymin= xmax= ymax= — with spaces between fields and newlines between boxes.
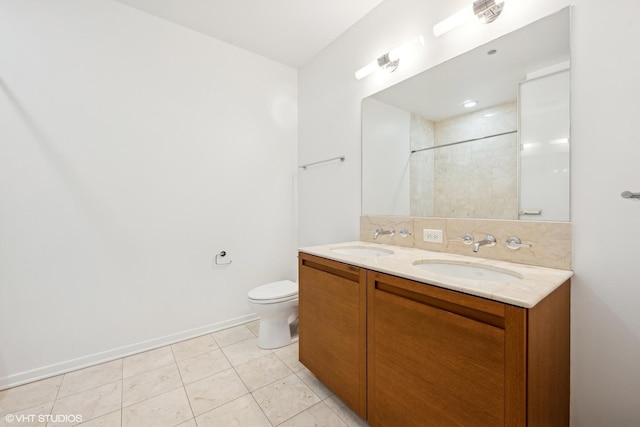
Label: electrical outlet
xmin=423 ymin=228 xmax=443 ymax=243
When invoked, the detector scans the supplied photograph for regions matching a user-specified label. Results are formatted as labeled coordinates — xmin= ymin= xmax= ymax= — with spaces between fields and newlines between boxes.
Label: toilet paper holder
xmin=621 ymin=191 xmax=640 ymax=200
xmin=215 ymin=250 xmax=232 ymax=265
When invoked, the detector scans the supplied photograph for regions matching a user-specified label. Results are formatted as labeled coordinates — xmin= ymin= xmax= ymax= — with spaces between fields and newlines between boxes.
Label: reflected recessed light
xmin=462 ymin=100 xmax=478 ymax=108
xmin=549 ymin=138 xmax=569 ymax=145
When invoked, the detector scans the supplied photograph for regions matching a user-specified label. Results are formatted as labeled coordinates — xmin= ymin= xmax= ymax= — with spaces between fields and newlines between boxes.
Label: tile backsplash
xmin=360 ymin=215 xmax=572 ymax=270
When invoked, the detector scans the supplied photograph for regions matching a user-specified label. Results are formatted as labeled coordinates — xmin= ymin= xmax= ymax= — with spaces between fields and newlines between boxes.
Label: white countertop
xmin=298 ymin=241 xmax=573 ymax=308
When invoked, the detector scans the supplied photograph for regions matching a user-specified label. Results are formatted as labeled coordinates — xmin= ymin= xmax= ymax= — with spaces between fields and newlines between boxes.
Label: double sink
xmin=298 ymin=241 xmax=574 ymax=308
xmin=331 ymin=245 xmax=522 ymax=282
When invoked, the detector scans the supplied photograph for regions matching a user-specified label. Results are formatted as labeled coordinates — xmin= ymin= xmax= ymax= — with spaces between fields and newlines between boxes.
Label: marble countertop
xmin=298 ymin=241 xmax=573 ymax=308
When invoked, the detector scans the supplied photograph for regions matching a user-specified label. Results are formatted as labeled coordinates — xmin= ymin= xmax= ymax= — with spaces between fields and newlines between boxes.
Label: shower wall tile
xmin=410 ymin=117 xmax=435 ymax=216
xmin=410 ymin=102 xmax=518 ymax=220
xmin=433 ymin=102 xmax=518 ymax=220
xmin=435 ymin=102 xmax=517 ymax=146
xmin=410 ymin=115 xmax=434 ymax=151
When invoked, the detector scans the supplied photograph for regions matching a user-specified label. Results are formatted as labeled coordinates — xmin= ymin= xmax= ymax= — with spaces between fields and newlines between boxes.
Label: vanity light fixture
xmin=433 ymin=0 xmax=506 ymax=37
xmin=355 ymin=35 xmax=425 ymax=80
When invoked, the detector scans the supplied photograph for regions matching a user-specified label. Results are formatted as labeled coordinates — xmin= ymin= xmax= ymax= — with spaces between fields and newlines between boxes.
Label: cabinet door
xmin=298 ymin=253 xmax=367 ymax=418
xmin=367 ymin=271 xmax=526 ymax=427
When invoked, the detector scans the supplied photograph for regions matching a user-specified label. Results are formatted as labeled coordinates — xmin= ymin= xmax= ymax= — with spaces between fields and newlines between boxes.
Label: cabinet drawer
xmin=298 ymin=254 xmax=367 ymax=418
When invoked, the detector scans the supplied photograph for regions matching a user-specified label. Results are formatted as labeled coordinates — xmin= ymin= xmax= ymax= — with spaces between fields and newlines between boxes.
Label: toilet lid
xmin=248 ymin=280 xmax=297 ymax=301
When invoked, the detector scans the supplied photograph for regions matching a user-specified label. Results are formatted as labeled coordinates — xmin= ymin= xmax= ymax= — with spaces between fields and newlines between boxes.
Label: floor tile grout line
xmin=122 ymin=349 xmax=176 ymax=380
xmin=215 ymin=325 xmax=302 ymax=427
xmin=283 ymin=360 xmax=352 ymax=426
xmin=221 ymin=338 xmax=275 ymax=426
xmin=215 ymin=332 xmax=272 ymax=424
xmin=118 ymin=379 xmax=184 ymax=418
xmin=174 ymin=347 xmax=226 ymax=370
xmin=322 ymin=396 xmax=353 ymax=427
xmin=49 ymin=382 xmax=123 ymax=427
xmin=189 ymin=392 xmax=268 ymax=427
xmin=251 ymin=390 xmax=275 ymax=427
xmin=50 ymin=377 xmax=122 ymax=404
xmin=50 ymin=375 xmax=63 ymax=415
xmin=121 ymin=362 xmax=187 ymax=408
xmin=120 ymin=357 xmax=124 ymax=427
xmin=269 ymin=392 xmax=322 ymax=427
xmin=168 ymin=345 xmax=196 ymax=424
xmin=170 ymin=332 xmax=221 ymax=362
xmin=245 ymin=367 xmax=324 ymax=426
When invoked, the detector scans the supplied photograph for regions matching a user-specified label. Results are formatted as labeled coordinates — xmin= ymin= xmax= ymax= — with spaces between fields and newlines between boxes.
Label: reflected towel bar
xmin=519 ymin=209 xmax=542 ymax=215
xmin=621 ymin=191 xmax=640 ymax=199
xmin=299 ymin=155 xmax=345 ymax=170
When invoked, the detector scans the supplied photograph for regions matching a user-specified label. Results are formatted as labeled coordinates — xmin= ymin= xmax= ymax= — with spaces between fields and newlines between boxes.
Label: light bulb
xmin=433 ymin=0 xmax=507 ymax=37
xmin=388 ymin=36 xmax=425 ymax=62
xmin=433 ymin=5 xmax=474 ymax=37
xmin=355 ymin=59 xmax=380 ymax=80
xmin=354 ymin=35 xmax=425 ymax=80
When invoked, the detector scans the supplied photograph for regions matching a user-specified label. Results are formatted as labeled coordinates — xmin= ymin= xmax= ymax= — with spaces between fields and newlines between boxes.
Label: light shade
xmin=433 ymin=5 xmax=474 ymax=37
xmin=355 ymin=36 xmax=425 ymax=80
xmin=354 ymin=59 xmax=380 ymax=80
xmin=433 ymin=0 xmax=506 ymax=37
xmin=474 ymin=0 xmax=505 ymax=24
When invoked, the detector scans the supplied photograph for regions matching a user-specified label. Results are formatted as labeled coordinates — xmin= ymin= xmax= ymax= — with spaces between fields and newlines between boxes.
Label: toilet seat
xmin=248 ymin=280 xmax=298 ymax=304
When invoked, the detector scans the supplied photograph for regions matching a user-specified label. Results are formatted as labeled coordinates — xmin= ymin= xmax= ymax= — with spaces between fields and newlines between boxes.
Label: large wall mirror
xmin=362 ymin=7 xmax=570 ymax=221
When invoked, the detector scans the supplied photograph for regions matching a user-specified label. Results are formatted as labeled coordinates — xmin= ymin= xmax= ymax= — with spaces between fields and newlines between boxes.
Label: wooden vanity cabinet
xmin=298 ymin=253 xmax=367 ymax=418
xmin=298 ymin=253 xmax=570 ymax=426
xmin=367 ymin=271 xmax=570 ymax=427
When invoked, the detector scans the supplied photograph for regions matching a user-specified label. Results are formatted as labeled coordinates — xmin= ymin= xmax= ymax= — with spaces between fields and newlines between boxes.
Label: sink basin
xmin=331 ymin=246 xmax=394 ymax=257
xmin=413 ymin=260 xmax=523 ymax=282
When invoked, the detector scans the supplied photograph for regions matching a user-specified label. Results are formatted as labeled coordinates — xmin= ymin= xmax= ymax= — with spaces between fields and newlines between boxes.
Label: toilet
xmin=247 ymin=280 xmax=298 ymax=349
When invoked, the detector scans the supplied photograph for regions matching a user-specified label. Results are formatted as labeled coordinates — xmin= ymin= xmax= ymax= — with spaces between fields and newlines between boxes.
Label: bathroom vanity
xmin=298 ymin=242 xmax=572 ymax=427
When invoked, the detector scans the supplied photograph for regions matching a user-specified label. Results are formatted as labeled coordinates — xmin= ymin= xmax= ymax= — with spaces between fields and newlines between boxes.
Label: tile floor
xmin=0 ymin=321 xmax=369 ymax=427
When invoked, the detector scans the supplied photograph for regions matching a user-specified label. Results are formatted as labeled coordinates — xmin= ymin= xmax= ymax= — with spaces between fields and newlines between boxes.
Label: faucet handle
xmin=448 ymin=233 xmax=474 ymax=245
xmin=506 ymin=236 xmax=533 ymax=250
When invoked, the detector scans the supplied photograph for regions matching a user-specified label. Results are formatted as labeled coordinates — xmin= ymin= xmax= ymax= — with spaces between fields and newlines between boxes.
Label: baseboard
xmin=0 ymin=313 xmax=259 ymax=390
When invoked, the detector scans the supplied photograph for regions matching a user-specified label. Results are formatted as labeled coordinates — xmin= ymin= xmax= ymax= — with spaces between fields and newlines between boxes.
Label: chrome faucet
xmin=472 ymin=235 xmax=496 ymax=252
xmin=373 ymin=227 xmax=395 ymax=240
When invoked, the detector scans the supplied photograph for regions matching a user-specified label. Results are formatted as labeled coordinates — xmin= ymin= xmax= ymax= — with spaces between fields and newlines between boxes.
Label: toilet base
xmin=247 ymin=281 xmax=298 ymax=350
xmin=257 ymin=316 xmax=297 ymax=349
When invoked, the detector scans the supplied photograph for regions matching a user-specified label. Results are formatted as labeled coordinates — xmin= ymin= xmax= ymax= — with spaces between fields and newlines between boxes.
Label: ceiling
xmin=113 ymin=0 xmax=385 ymax=68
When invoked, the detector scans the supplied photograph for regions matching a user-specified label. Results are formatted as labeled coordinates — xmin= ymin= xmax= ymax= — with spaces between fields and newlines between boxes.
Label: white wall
xmin=298 ymin=0 xmax=640 ymax=425
xmin=0 ymin=0 xmax=298 ymax=388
